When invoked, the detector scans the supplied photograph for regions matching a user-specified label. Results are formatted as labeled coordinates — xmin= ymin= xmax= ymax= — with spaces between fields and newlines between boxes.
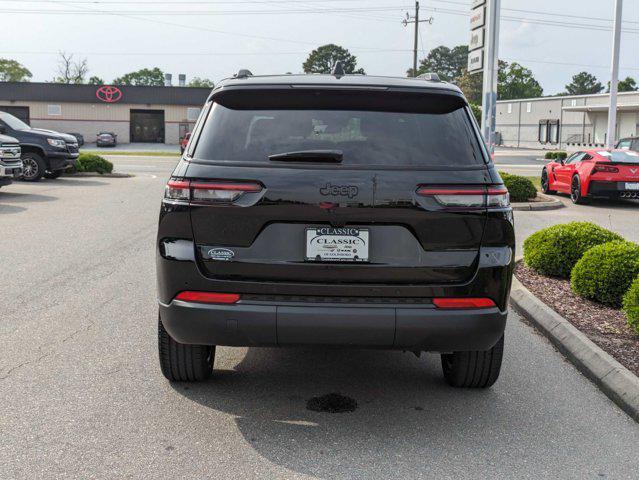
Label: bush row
xmin=523 ymin=221 xmax=639 ymax=333
xmin=544 ymin=151 xmax=568 ymax=160
xmin=499 ymin=172 xmax=537 ymax=202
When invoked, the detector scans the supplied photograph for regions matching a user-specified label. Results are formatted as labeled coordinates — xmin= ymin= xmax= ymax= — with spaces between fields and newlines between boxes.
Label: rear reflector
xmin=417 ymin=185 xmax=509 ymax=208
xmin=174 ymin=291 xmax=240 ymax=304
xmin=164 ymin=179 xmax=262 ymax=204
xmin=433 ymin=298 xmax=496 ymax=309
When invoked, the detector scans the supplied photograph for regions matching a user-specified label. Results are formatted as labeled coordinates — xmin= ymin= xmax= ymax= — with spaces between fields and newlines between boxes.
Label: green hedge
xmin=623 ymin=276 xmax=639 ymax=334
xmin=523 ymin=222 xmax=623 ymax=278
xmin=571 ymin=241 xmax=639 ymax=307
xmin=76 ymin=153 xmax=113 ymax=174
xmin=500 ymin=172 xmax=537 ymax=202
xmin=544 ymin=151 xmax=568 ymax=160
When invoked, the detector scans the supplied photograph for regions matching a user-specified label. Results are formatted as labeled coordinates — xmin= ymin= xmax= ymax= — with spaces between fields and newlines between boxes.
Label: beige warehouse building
xmin=496 ymin=91 xmax=639 ymax=150
xmin=0 ymin=82 xmax=211 ymax=145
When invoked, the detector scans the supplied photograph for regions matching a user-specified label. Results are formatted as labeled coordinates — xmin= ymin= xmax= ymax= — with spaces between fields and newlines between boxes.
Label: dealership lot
xmin=1 ymin=158 xmax=639 ymax=478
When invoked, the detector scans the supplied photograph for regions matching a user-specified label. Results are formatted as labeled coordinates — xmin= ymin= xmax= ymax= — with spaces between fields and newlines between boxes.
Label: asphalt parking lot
xmin=1 ymin=156 xmax=639 ymax=479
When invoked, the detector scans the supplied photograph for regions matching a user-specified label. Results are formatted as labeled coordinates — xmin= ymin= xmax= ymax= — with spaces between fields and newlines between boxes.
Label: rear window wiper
xmin=268 ymin=150 xmax=343 ymax=163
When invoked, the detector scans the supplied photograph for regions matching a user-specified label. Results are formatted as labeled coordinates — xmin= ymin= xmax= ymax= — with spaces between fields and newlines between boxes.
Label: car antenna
xmin=331 ymin=61 xmax=345 ymax=78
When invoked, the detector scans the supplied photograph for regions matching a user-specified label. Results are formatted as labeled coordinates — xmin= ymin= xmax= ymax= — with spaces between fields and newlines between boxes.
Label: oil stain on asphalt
xmin=306 ymin=393 xmax=357 ymax=413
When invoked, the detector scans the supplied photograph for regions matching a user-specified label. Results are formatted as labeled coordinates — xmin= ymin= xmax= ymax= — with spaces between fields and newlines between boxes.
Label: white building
xmin=495 ymin=91 xmax=639 ymax=149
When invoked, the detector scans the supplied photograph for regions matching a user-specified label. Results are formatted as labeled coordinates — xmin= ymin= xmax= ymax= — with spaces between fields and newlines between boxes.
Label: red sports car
xmin=541 ymin=149 xmax=639 ymax=204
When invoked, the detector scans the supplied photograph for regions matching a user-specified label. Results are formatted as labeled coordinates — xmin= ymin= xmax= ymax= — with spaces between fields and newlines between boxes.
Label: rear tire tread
xmin=158 ymin=317 xmax=214 ymax=382
xmin=441 ymin=335 xmax=504 ymax=388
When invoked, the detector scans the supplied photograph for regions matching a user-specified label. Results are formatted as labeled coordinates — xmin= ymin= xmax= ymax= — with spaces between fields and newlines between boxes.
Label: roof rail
xmin=235 ymin=69 xmax=253 ymax=79
xmin=417 ymin=72 xmax=441 ymax=82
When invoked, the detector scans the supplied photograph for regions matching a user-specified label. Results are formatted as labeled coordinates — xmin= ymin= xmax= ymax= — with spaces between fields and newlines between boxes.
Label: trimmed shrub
xmin=76 ymin=153 xmax=113 ymax=174
xmin=571 ymin=241 xmax=639 ymax=307
xmin=623 ymin=276 xmax=639 ymax=334
xmin=543 ymin=151 xmax=568 ymax=160
xmin=523 ymin=222 xmax=623 ymax=278
xmin=501 ymin=173 xmax=537 ymax=202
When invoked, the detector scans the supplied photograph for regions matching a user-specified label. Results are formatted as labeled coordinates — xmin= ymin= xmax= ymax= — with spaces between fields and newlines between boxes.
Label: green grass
xmin=81 ymin=150 xmax=179 ymax=157
xmin=523 ymin=175 xmax=541 ymax=190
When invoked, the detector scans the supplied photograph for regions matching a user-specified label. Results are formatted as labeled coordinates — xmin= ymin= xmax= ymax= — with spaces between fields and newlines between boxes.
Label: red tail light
xmin=593 ymin=163 xmax=619 ymax=173
xmin=164 ymin=179 xmax=262 ymax=204
xmin=433 ymin=297 xmax=496 ymax=309
xmin=174 ymin=291 xmax=240 ymax=304
xmin=416 ymin=185 xmax=509 ymax=208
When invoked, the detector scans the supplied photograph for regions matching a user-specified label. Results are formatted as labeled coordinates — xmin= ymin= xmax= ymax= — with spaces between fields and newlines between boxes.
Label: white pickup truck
xmin=0 ymin=134 xmax=22 ymax=189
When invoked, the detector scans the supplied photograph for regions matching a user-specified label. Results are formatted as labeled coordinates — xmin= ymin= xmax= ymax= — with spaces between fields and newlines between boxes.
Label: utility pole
xmin=606 ymin=0 xmax=623 ymax=149
xmin=402 ymin=1 xmax=433 ymax=77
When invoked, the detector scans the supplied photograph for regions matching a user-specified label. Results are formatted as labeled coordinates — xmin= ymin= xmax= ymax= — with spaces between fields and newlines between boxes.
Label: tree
xmin=564 ymin=72 xmax=604 ymax=95
xmin=498 ymin=60 xmax=543 ymax=100
xmin=303 ymin=44 xmax=365 ymax=74
xmin=455 ymin=67 xmax=483 ymax=104
xmin=113 ymin=67 xmax=165 ymax=86
xmin=53 ymin=52 xmax=88 ymax=84
xmin=409 ymin=45 xmax=468 ymax=80
xmin=88 ymin=76 xmax=104 ymax=85
xmin=607 ymin=76 xmax=638 ymax=93
xmin=188 ymin=77 xmax=215 ymax=88
xmin=0 ymin=58 xmax=32 ymax=82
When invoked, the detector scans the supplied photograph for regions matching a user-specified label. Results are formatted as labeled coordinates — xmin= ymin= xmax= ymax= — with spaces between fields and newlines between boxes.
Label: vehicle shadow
xmin=170 ymin=347 xmax=509 ymax=479
xmin=0 ymin=203 xmax=27 ymax=214
xmin=553 ymin=193 xmax=639 ymax=209
xmin=42 ymin=178 xmax=109 ymax=187
xmin=0 ymin=191 xmax=57 ymax=204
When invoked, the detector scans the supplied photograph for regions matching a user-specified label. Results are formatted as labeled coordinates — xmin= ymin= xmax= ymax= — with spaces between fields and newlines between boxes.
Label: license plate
xmin=305 ymin=227 xmax=369 ymax=262
xmin=625 ymin=182 xmax=639 ymax=190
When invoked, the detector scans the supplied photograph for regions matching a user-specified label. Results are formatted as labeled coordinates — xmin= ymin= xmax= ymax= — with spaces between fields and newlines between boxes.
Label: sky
xmin=2 ymin=0 xmax=638 ymax=95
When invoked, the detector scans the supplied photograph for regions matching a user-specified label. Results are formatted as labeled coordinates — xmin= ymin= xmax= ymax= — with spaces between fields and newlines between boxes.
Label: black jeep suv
xmin=0 ymin=111 xmax=79 ymax=181
xmin=157 ymin=71 xmax=514 ymax=388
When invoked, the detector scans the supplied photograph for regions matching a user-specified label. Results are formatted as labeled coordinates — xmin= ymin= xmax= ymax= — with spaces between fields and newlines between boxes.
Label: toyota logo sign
xmin=96 ymin=85 xmax=123 ymax=103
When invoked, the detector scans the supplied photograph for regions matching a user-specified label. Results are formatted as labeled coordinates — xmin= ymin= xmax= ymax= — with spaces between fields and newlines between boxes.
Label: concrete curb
xmin=510 ymin=276 xmax=639 ymax=422
xmin=63 ymin=172 xmax=133 ymax=178
xmin=511 ymin=193 xmax=564 ymax=211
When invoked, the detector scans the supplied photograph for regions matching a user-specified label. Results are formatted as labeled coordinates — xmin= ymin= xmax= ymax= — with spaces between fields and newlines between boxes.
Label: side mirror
xmin=559 ymin=158 xmax=565 ymax=165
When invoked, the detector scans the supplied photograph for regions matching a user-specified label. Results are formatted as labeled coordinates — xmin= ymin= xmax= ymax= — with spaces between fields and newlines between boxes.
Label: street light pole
xmin=606 ymin=0 xmax=623 ymax=149
xmin=402 ymin=1 xmax=433 ymax=77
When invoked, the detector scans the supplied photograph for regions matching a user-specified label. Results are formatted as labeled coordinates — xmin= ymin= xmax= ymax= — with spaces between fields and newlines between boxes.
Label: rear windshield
xmin=193 ymin=103 xmax=485 ymax=167
xmin=597 ymin=150 xmax=639 ymax=163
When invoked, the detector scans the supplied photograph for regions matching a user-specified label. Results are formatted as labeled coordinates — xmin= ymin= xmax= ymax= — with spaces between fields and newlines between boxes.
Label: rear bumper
xmin=159 ymin=299 xmax=507 ymax=351
xmin=588 ymin=180 xmax=639 ymax=197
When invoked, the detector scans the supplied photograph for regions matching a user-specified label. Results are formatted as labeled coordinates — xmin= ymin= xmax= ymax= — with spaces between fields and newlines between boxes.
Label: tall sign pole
xmin=402 ymin=2 xmax=433 ymax=77
xmin=468 ymin=0 xmax=500 ymax=156
xmin=606 ymin=0 xmax=623 ymax=149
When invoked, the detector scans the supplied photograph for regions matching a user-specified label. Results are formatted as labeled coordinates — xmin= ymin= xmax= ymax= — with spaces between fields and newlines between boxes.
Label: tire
xmin=570 ymin=175 xmax=588 ymax=204
xmin=541 ymin=168 xmax=555 ymax=194
xmin=441 ymin=335 xmax=504 ymax=388
xmin=44 ymin=170 xmax=63 ymax=179
xmin=158 ymin=315 xmax=214 ymax=382
xmin=21 ymin=153 xmax=46 ymax=182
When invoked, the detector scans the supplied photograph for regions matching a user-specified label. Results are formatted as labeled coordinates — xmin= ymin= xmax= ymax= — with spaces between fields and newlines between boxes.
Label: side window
xmin=617 ymin=139 xmax=632 ymax=150
xmin=632 ymin=140 xmax=639 ymax=151
xmin=186 ymin=101 xmax=212 ymax=158
xmin=567 ymin=152 xmax=585 ymax=164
